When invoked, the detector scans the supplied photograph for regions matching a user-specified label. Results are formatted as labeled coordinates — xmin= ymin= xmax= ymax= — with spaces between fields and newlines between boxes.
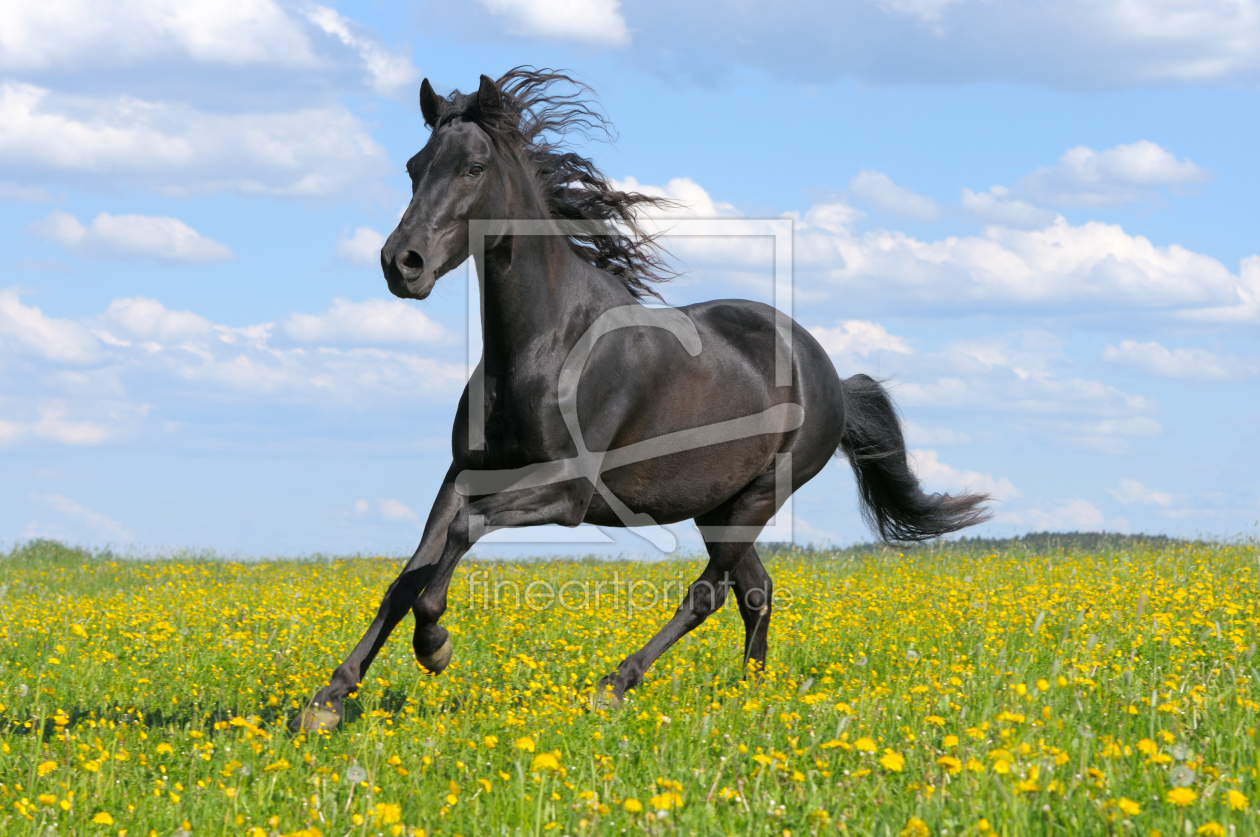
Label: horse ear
xmin=419 ymin=78 xmax=443 ymax=128
xmin=476 ymin=74 xmax=502 ymax=114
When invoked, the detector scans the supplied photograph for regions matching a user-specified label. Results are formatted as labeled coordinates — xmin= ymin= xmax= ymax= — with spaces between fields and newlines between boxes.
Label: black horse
xmin=298 ymin=69 xmax=989 ymax=731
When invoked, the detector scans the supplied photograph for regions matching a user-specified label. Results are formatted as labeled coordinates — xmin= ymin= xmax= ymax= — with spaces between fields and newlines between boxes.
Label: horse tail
xmin=837 ymin=373 xmax=991 ymax=543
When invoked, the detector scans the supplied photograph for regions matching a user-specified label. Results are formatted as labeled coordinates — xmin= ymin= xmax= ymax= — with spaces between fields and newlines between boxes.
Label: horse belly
xmin=582 ymin=435 xmax=780 ymax=526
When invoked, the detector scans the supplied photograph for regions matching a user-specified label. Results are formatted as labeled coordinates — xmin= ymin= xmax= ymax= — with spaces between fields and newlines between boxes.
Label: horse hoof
xmin=297 ymin=703 xmax=342 ymax=733
xmin=418 ymin=636 xmax=452 ymax=674
xmin=590 ymin=677 xmax=623 ymax=711
xmin=590 ymin=688 xmax=622 ymax=711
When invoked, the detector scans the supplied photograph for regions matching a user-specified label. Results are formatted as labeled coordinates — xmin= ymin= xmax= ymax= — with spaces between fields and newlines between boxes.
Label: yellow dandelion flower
xmin=531 ymin=752 xmax=561 ymax=772
xmin=1226 ymin=790 xmax=1248 ymax=811
xmin=1166 ymin=787 xmax=1197 ymax=807
xmin=649 ymin=791 xmax=683 ymax=810
xmin=854 ymin=737 xmax=877 ymax=752
xmin=879 ymin=750 xmax=905 ymax=772
xmin=1117 ymin=797 xmax=1141 ymax=816
xmin=515 ymin=736 xmax=536 ymax=752
xmin=900 ymin=817 xmax=929 ymax=837
xmin=623 ymin=798 xmax=643 ymax=813
xmin=92 ymin=812 xmax=114 ymax=825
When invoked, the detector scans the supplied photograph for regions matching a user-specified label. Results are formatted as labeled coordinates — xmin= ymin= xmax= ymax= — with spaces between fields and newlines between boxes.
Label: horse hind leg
xmin=593 ymin=479 xmax=777 ymax=706
xmin=730 ymin=546 xmax=774 ymax=676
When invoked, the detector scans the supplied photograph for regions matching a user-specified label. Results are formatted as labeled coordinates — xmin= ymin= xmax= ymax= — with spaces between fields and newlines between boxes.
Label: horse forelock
xmin=433 ymin=67 xmax=678 ymax=301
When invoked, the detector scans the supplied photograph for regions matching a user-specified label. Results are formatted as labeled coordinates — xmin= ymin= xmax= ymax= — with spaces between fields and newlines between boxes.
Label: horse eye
xmin=468 ymin=164 xmax=485 ymax=177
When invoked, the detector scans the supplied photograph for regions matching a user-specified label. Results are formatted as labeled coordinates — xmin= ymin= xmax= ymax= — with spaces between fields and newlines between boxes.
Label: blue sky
xmin=1 ymin=0 xmax=1257 ymax=556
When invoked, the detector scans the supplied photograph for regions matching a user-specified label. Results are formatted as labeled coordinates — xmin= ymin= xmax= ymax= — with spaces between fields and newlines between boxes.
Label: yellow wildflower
xmin=879 ymin=750 xmax=905 ymax=772
xmin=1166 ymin=787 xmax=1197 ymax=807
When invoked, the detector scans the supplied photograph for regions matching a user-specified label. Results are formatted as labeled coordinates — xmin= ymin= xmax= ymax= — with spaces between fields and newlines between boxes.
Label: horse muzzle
xmin=382 ymin=247 xmax=439 ymax=299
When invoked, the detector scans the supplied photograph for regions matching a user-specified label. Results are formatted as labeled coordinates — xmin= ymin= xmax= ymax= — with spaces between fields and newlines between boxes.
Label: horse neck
xmin=477 ymin=227 xmax=639 ymax=368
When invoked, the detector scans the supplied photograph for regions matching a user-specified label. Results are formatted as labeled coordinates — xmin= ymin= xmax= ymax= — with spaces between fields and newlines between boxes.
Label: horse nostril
xmin=399 ymin=250 xmax=424 ymax=278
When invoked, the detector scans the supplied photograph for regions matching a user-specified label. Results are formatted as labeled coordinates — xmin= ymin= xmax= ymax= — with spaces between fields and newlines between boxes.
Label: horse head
xmin=382 ymin=75 xmax=519 ymax=300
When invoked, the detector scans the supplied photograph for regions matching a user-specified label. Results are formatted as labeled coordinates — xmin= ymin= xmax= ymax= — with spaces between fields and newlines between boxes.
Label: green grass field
xmin=2 ymin=535 xmax=1259 ymax=836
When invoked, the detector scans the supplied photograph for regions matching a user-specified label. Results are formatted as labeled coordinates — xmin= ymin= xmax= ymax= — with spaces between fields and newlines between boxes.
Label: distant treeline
xmin=759 ymin=531 xmax=1199 ymax=559
xmin=0 ymin=532 xmax=1226 ymax=566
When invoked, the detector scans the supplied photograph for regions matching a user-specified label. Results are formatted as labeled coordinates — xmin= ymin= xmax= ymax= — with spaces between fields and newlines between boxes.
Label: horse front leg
xmin=404 ymin=478 xmax=593 ymax=677
xmin=297 ymin=474 xmax=465 ymax=732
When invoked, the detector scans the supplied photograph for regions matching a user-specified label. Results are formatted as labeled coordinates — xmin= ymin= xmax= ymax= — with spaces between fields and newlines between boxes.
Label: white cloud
xmin=0 ymin=181 xmax=50 ymax=201
xmin=28 ymin=493 xmax=131 ymax=542
xmin=1 ymin=293 xmax=466 ymax=451
xmin=1182 ymin=256 xmax=1260 ymax=323
xmin=30 ymin=210 xmax=232 ymax=262
xmin=848 ymin=170 xmax=940 ymax=221
xmin=1056 ymin=416 xmax=1163 ymax=455
xmin=306 ymin=6 xmax=418 ymax=95
xmin=336 ymin=226 xmax=386 ymax=265
xmin=1083 ymin=417 xmax=1162 ymax=437
xmin=629 ymin=173 xmax=1256 ymax=319
xmin=0 ymin=288 xmax=100 ymax=363
xmin=611 ymin=176 xmax=777 ymax=270
xmin=798 ymin=204 xmax=1248 ymax=315
xmin=1110 ymin=478 xmax=1174 ymax=506
xmin=31 ymin=408 xmax=110 ymax=445
xmin=104 ymin=296 xmax=216 ymax=342
xmin=878 ymin=0 xmax=967 ymax=24
xmin=893 ymin=334 xmax=1159 ymax=441
xmin=1102 ymin=339 xmax=1257 ymax=380
xmin=903 ymin=422 xmax=970 ymax=446
xmin=910 ymin=448 xmax=1020 ymax=501
xmin=998 ymin=498 xmax=1108 ymax=531
xmin=960 ymin=186 xmax=1058 ymax=229
xmin=0 ymin=82 xmax=391 ymax=197
xmin=355 ymin=498 xmax=418 ymax=522
xmin=97 ymin=296 xmax=463 ymax=401
xmin=902 ymin=373 xmax=1153 ymax=418
xmin=0 ymin=408 xmax=111 ymax=446
xmin=282 ymin=298 xmax=446 ymax=344
xmin=481 ymin=0 xmax=629 ymax=45
xmin=0 ymin=0 xmax=318 ymax=71
xmin=620 ymin=1 xmax=1260 ymax=88
xmin=379 ymin=499 xmax=418 ymax=521
xmin=808 ymin=320 xmax=912 ymax=356
xmin=613 ymin=176 xmax=738 ymax=219
xmin=1016 ymin=141 xmax=1209 ymax=207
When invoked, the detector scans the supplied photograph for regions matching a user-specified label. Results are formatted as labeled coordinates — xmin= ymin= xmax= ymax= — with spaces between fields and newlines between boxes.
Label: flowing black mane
xmin=436 ymin=67 xmax=674 ymax=300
